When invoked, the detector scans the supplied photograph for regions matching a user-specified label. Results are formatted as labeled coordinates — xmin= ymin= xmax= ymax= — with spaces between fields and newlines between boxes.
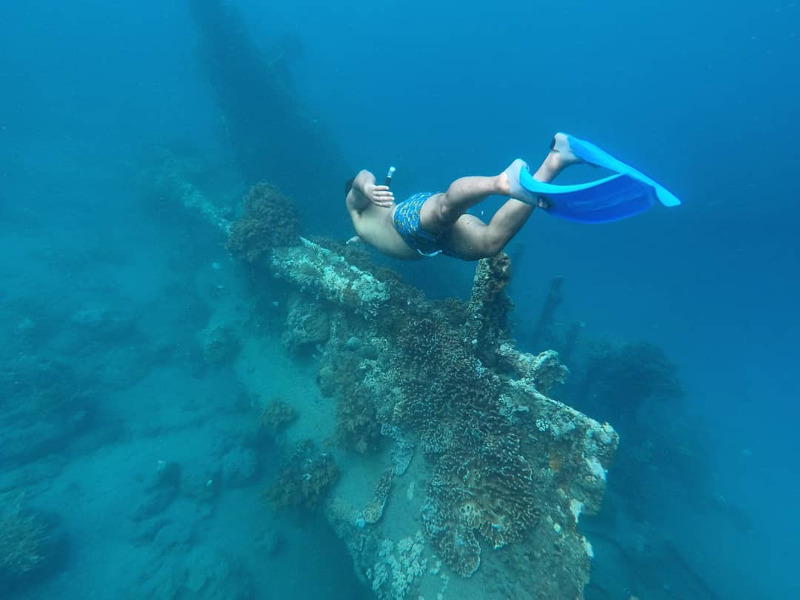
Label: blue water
xmin=1 ymin=0 xmax=797 ymax=598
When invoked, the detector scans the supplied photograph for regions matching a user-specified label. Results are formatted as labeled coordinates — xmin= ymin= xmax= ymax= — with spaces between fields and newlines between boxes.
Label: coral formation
xmin=271 ymin=238 xmax=391 ymax=316
xmin=336 ymin=390 xmax=382 ymax=454
xmin=326 ymin=496 xmax=359 ymax=531
xmin=496 ymin=345 xmax=570 ymax=395
xmin=465 ymin=252 xmax=513 ymax=366
xmin=273 ymin=251 xmax=609 ymax=584
xmin=360 ymin=470 xmax=394 ymax=525
xmin=0 ymin=356 xmax=97 ymax=468
xmin=259 ymin=398 xmax=297 ymax=433
xmin=265 ymin=440 xmax=340 ymax=510
xmin=370 ymin=532 xmax=428 ymax=600
xmin=388 ymin=313 xmax=497 ymax=460
xmin=226 ymin=182 xmax=300 ymax=263
xmin=0 ymin=497 xmax=52 ymax=584
xmin=174 ymin=170 xmax=621 ymax=598
xmin=282 ymin=293 xmax=330 ymax=353
xmin=199 ymin=324 xmax=240 ymax=366
xmin=381 ymin=424 xmax=415 ymax=475
xmin=421 ymin=432 xmax=540 ymax=577
xmin=288 ymin=250 xmax=616 ymax=584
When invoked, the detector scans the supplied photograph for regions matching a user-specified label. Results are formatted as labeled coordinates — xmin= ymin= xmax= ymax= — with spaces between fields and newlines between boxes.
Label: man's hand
xmin=364 ymin=184 xmax=395 ymax=209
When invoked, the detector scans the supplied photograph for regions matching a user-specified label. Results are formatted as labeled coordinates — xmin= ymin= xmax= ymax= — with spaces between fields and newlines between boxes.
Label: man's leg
xmin=443 ymin=140 xmax=579 ymax=260
xmin=418 ymin=176 xmax=507 ymax=236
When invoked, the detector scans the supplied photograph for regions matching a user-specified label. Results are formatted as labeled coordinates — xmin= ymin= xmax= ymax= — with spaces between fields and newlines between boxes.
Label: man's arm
xmin=347 ymin=170 xmax=395 ymax=214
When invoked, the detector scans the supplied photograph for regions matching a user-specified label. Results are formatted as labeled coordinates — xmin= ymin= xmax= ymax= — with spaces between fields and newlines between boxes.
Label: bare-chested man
xmin=344 ymin=133 xmax=581 ymax=261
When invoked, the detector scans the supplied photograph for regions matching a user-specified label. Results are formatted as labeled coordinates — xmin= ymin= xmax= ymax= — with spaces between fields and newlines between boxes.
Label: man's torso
xmin=347 ymin=193 xmax=423 ymax=260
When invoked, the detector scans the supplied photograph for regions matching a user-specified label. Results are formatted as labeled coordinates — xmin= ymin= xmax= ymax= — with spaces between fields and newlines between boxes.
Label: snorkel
xmin=384 ymin=166 xmax=396 ymax=187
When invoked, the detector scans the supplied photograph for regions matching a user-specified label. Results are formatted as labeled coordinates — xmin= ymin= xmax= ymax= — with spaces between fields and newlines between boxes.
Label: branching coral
xmin=264 ymin=440 xmax=339 ymax=510
xmin=227 ymin=182 xmax=300 ymax=263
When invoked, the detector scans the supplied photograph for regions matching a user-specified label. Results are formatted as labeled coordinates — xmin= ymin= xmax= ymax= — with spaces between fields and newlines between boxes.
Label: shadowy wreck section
xmin=189 ymin=0 xmax=349 ymax=214
xmin=164 ymin=165 xmax=618 ymax=599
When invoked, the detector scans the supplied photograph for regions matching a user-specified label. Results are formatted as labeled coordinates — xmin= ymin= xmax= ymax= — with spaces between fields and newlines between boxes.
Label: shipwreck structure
xmin=189 ymin=0 xmax=349 ymax=229
xmin=163 ymin=163 xmax=618 ymax=600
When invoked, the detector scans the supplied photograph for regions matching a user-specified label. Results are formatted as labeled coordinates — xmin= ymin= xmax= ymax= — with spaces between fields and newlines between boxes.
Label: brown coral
xmin=390 ymin=315 xmax=498 ymax=459
xmin=282 ymin=294 xmax=330 ymax=353
xmin=361 ymin=469 xmax=394 ymax=524
xmin=335 ymin=389 xmax=381 ymax=454
xmin=320 ymin=349 xmax=382 ymax=453
xmin=259 ymin=399 xmax=297 ymax=433
xmin=421 ymin=431 xmax=541 ymax=576
xmin=465 ymin=252 xmax=513 ymax=366
xmin=227 ymin=182 xmax=300 ymax=263
xmin=264 ymin=440 xmax=340 ymax=510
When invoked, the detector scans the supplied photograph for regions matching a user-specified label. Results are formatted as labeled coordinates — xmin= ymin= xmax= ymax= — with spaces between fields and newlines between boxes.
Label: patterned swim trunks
xmin=392 ymin=192 xmax=450 ymax=257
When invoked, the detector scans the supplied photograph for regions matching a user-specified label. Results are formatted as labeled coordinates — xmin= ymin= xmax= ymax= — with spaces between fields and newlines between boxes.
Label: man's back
xmin=346 ymin=185 xmax=421 ymax=260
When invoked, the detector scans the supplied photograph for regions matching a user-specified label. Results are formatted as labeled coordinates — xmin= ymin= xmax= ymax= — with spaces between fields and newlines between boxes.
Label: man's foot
xmin=501 ymin=160 xmax=552 ymax=208
xmin=547 ymin=132 xmax=585 ymax=172
xmin=502 ymin=159 xmax=536 ymax=203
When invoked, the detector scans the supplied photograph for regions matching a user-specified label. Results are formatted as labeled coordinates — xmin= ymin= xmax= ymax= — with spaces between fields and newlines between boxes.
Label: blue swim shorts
xmin=392 ymin=192 xmax=452 ymax=257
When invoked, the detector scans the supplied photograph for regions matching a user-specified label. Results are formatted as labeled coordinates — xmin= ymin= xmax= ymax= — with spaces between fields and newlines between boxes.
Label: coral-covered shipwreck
xmin=168 ymin=172 xmax=619 ymax=600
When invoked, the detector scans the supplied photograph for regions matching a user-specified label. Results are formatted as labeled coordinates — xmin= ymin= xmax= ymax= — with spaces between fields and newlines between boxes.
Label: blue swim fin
xmin=562 ymin=133 xmax=681 ymax=208
xmin=518 ymin=170 xmax=657 ymax=223
xmin=513 ymin=134 xmax=681 ymax=224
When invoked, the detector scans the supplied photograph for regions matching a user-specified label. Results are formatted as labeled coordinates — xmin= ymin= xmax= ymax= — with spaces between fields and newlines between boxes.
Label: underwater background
xmin=1 ymin=0 xmax=797 ymax=598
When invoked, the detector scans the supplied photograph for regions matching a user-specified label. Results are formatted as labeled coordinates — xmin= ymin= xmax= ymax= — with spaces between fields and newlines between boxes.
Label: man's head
xmin=344 ymin=177 xmax=355 ymax=198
